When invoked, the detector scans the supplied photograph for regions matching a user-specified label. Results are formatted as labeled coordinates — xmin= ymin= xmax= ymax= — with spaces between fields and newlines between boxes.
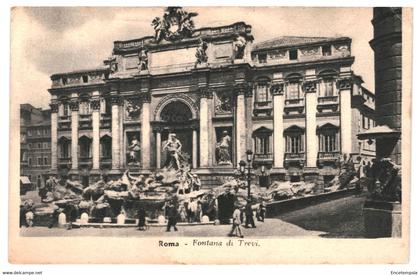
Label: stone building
xmin=368 ymin=7 xmax=402 ymax=165
xmin=20 ymin=104 xmax=51 ymax=187
xmin=48 ymin=8 xmax=375 ymax=189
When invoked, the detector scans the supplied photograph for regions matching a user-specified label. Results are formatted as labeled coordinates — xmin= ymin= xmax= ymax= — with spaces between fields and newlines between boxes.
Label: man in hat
xmin=166 ymin=202 xmax=179 ymax=232
xmin=244 ymin=199 xmax=256 ymax=228
xmin=228 ymin=202 xmax=243 ymax=238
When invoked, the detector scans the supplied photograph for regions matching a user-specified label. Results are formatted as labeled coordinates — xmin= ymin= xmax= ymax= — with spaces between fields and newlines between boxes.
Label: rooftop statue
xmin=152 ymin=7 xmax=198 ymax=43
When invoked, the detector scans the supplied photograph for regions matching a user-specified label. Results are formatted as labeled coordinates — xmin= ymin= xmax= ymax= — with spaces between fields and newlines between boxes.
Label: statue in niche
xmin=125 ymin=99 xmax=141 ymax=120
xmin=195 ymin=39 xmax=208 ymax=66
xmin=214 ymin=91 xmax=232 ymax=114
xmin=127 ymin=135 xmax=141 ymax=165
xmin=163 ymin=133 xmax=185 ymax=170
xmin=138 ymin=48 xmax=149 ymax=72
xmin=233 ymin=34 xmax=247 ymax=59
xmin=216 ymin=130 xmax=232 ymax=165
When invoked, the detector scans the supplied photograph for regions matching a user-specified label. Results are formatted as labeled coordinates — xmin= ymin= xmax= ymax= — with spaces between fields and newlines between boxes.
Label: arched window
xmin=78 ymin=136 xmax=92 ymax=159
xmin=58 ymin=137 xmax=70 ymax=158
xmin=100 ymin=135 xmax=112 ymax=159
xmin=317 ymin=123 xmax=339 ymax=153
xmin=284 ymin=125 xmax=305 ymax=154
xmin=252 ymin=127 xmax=273 ymax=157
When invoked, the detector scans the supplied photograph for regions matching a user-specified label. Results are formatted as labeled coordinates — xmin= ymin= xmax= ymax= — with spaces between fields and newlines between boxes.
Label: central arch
xmin=152 ymin=95 xmax=199 ymax=169
xmin=154 ymin=94 xmax=198 ymax=121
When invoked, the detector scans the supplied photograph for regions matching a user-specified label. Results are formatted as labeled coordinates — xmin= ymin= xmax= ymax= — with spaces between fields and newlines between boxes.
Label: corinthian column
xmin=50 ymin=101 xmax=59 ymax=172
xmin=69 ymin=97 xmax=79 ymax=170
xmin=271 ymin=83 xmax=285 ymax=168
xmin=304 ymin=80 xmax=318 ymax=167
xmin=338 ymin=77 xmax=352 ymax=156
xmin=90 ymin=95 xmax=101 ymax=170
xmin=199 ymin=88 xmax=210 ymax=167
xmin=111 ymin=95 xmax=121 ymax=170
xmin=235 ymin=83 xmax=247 ymax=164
xmin=141 ymin=92 xmax=151 ymax=169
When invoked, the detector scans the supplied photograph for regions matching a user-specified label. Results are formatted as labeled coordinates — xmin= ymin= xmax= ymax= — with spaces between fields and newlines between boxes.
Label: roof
xmin=357 ymin=125 xmax=401 ymax=140
xmin=50 ymin=66 xmax=109 ymax=79
xmin=252 ymin=36 xmax=351 ymax=52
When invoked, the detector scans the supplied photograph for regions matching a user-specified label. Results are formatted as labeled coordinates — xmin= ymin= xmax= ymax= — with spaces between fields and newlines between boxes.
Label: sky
xmin=11 ymin=7 xmax=374 ymax=109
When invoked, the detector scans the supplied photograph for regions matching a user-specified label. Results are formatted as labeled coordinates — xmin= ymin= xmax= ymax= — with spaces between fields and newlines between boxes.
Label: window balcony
xmin=59 ymin=115 xmax=71 ymax=122
xmin=284 ymin=98 xmax=304 ymax=114
xmin=253 ymin=153 xmax=273 ymax=164
xmin=58 ymin=157 xmax=71 ymax=166
xmin=253 ymin=101 xmax=273 ymax=116
xmin=100 ymin=113 xmax=111 ymax=128
xmin=79 ymin=156 xmax=92 ymax=166
xmin=317 ymin=96 xmax=339 ymax=113
xmin=284 ymin=152 xmax=305 ymax=168
xmin=79 ymin=114 xmax=92 ymax=129
xmin=317 ymin=151 xmax=340 ymax=167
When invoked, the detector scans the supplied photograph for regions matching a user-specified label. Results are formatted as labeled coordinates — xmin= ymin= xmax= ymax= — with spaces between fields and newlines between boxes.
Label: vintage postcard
xmin=8 ymin=6 xmax=411 ymax=264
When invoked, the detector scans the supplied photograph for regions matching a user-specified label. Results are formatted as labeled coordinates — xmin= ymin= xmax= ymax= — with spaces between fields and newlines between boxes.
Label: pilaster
xmin=271 ymin=82 xmax=285 ymax=168
xmin=303 ymin=79 xmax=318 ymax=167
xmin=69 ymin=97 xmax=79 ymax=171
xmin=141 ymin=92 xmax=151 ymax=169
xmin=90 ymin=94 xmax=101 ymax=170
xmin=338 ymin=77 xmax=353 ymax=156
xmin=110 ymin=94 xmax=121 ymax=170
xmin=50 ymin=101 xmax=59 ymax=173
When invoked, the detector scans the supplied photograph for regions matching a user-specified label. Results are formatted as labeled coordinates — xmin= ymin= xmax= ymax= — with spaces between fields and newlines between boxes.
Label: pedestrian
xmin=188 ymin=198 xmax=197 ymax=223
xmin=256 ymin=201 xmax=266 ymax=222
xmin=245 ymin=199 xmax=256 ymax=228
xmin=137 ymin=207 xmax=146 ymax=231
xmin=228 ymin=203 xmax=243 ymax=238
xmin=37 ymin=175 xmax=42 ymax=190
xmin=166 ymin=202 xmax=179 ymax=232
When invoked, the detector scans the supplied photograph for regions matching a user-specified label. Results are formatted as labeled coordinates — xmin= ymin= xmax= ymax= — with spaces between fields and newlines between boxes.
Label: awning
xmin=357 ymin=125 xmax=401 ymax=140
xmin=20 ymin=176 xmax=31 ymax=185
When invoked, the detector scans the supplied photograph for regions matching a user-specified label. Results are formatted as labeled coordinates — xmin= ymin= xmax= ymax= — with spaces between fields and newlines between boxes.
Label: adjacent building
xmin=47 ymin=8 xmax=375 ymax=190
xmin=20 ymin=104 xmax=51 ymax=187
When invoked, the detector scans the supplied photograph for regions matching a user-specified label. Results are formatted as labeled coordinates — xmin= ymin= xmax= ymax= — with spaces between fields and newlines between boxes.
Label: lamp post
xmin=239 ymin=150 xmax=253 ymax=199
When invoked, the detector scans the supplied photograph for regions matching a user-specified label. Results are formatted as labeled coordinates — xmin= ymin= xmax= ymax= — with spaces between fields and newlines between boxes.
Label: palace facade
xmin=20 ymin=104 xmax=52 ymax=187
xmin=48 ymin=8 xmax=375 ymax=190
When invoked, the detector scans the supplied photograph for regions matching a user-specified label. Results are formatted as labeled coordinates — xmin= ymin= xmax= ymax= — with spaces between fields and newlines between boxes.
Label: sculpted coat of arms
xmin=152 ymin=7 xmax=198 ymax=43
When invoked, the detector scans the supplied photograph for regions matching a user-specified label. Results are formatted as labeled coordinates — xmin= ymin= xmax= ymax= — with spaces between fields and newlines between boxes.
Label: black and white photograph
xmin=5 ymin=4 xmax=412 ymax=266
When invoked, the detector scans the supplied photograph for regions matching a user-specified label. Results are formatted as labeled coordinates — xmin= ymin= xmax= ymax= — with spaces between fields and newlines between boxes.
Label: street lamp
xmin=239 ymin=150 xmax=253 ymax=199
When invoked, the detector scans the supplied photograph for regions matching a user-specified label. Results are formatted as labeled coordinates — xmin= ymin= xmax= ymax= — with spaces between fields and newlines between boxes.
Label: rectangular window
xmin=37 ymin=142 xmax=42 ymax=149
xmin=258 ymin=53 xmax=267 ymax=63
xmin=37 ymin=157 xmax=42 ymax=166
xmin=37 ymin=129 xmax=41 ymax=135
xmin=287 ymin=82 xmax=300 ymax=99
xmin=289 ymin=49 xmax=298 ymax=60
xmin=27 ymin=129 xmax=32 ymax=136
xmin=255 ymin=84 xmax=270 ymax=102
xmin=82 ymin=75 xmax=88 ymax=83
xmin=44 ymin=157 xmax=48 ymax=165
xmin=285 ymin=134 xmax=303 ymax=153
xmin=323 ymin=79 xmax=334 ymax=97
xmin=322 ymin=45 xmax=331 ymax=56
xmin=28 ymin=158 xmax=32 ymax=167
xmin=255 ymin=135 xmax=272 ymax=155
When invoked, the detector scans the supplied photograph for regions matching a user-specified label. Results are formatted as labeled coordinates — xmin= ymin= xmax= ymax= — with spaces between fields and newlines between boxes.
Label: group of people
xmin=229 ymin=200 xmax=266 ymax=238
